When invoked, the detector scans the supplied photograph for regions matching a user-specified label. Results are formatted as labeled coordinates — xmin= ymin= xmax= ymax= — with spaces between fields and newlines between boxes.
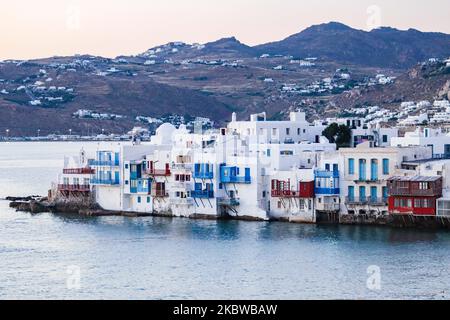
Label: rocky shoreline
xmin=5 ymin=195 xmax=450 ymax=229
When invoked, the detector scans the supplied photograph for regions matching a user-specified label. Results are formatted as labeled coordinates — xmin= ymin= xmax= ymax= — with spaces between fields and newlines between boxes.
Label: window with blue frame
xmin=382 ymin=159 xmax=390 ymax=175
xmin=348 ymin=158 xmax=355 ymax=175
xmin=137 ymin=196 xmax=141 ymax=203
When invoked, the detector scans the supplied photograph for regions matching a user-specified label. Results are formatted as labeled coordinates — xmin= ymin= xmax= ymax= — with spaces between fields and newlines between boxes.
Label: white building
xmin=391 ymin=128 xmax=450 ymax=158
xmin=338 ymin=142 xmax=432 ymax=216
xmin=228 ymin=111 xmax=326 ymax=144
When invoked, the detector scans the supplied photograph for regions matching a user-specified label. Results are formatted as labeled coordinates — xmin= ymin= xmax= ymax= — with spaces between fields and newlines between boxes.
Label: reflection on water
xmin=1 ymin=142 xmax=450 ymax=300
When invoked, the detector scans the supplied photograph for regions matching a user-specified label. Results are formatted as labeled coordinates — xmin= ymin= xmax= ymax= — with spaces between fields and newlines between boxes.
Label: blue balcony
xmin=193 ymin=163 xmax=214 ymax=179
xmin=130 ymin=179 xmax=151 ymax=194
xmin=91 ymin=178 xmax=120 ymax=185
xmin=89 ymin=160 xmax=120 ymax=167
xmin=90 ymin=151 xmax=120 ymax=167
xmin=191 ymin=190 xmax=215 ymax=199
xmin=314 ymin=170 xmax=339 ymax=178
xmin=220 ymin=166 xmax=251 ymax=184
xmin=315 ymin=187 xmax=340 ymax=195
xmin=315 ymin=170 xmax=340 ymax=195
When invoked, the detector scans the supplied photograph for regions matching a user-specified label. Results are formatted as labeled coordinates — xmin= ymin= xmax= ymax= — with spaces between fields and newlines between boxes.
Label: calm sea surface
xmin=1 ymin=142 xmax=450 ymax=300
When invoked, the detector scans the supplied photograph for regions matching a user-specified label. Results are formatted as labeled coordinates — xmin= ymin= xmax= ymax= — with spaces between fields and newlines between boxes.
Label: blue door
xmin=348 ymin=186 xmax=355 ymax=202
xmin=333 ymin=164 xmax=339 ymax=172
xmin=371 ymin=159 xmax=378 ymax=181
xmin=370 ymin=187 xmax=377 ymax=203
xmin=359 ymin=160 xmax=366 ymax=181
xmin=245 ymin=168 xmax=251 ymax=179
xmin=382 ymin=187 xmax=388 ymax=201
xmin=359 ymin=186 xmax=366 ymax=202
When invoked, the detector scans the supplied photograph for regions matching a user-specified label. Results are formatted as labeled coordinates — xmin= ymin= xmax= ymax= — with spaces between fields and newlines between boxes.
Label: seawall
xmin=7 ymin=195 xmax=450 ymax=230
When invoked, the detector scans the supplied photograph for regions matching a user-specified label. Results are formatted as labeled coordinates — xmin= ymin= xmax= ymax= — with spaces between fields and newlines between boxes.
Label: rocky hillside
xmin=330 ymin=59 xmax=450 ymax=113
xmin=255 ymin=22 xmax=450 ymax=69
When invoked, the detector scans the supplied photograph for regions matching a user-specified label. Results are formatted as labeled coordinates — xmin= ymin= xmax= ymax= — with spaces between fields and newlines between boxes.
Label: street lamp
xmin=6 ymin=129 xmax=9 ymax=140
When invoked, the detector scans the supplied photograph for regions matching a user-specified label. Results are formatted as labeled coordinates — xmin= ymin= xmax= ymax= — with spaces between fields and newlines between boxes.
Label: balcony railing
xmin=191 ymin=190 xmax=215 ymax=199
xmin=90 ymin=178 xmax=120 ymax=185
xmin=271 ymin=190 xmax=301 ymax=198
xmin=315 ymin=188 xmax=340 ymax=195
xmin=388 ymin=188 xmax=441 ymax=197
xmin=172 ymin=163 xmax=193 ymax=171
xmin=193 ymin=172 xmax=214 ymax=179
xmin=58 ymin=184 xmax=90 ymax=192
xmin=346 ymin=197 xmax=388 ymax=206
xmin=147 ymin=168 xmax=171 ymax=177
xmin=221 ymin=175 xmax=251 ymax=184
xmin=89 ymin=160 xmax=120 ymax=167
xmin=315 ymin=170 xmax=339 ymax=178
xmin=63 ymin=168 xmax=94 ymax=175
xmin=353 ymin=179 xmax=382 ymax=184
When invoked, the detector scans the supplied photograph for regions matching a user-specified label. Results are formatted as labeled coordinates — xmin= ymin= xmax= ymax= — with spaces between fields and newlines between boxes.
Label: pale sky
xmin=1 ymin=0 xmax=450 ymax=60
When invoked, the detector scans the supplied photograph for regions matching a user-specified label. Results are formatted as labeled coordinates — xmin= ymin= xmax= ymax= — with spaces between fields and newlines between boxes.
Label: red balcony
xmin=58 ymin=184 xmax=90 ymax=192
xmin=387 ymin=176 xmax=443 ymax=197
xmin=147 ymin=168 xmax=171 ymax=177
xmin=271 ymin=180 xmax=315 ymax=198
xmin=151 ymin=189 xmax=169 ymax=197
xmin=63 ymin=168 xmax=95 ymax=175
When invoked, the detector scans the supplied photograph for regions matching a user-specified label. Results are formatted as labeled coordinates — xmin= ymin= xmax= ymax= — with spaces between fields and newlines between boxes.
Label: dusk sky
xmin=1 ymin=0 xmax=450 ymax=60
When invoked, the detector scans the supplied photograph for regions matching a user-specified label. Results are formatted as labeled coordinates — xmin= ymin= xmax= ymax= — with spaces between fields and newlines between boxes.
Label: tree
xmin=322 ymin=123 xmax=352 ymax=149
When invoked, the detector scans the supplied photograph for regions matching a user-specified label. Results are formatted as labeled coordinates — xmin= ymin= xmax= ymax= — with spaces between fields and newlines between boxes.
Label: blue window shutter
xmin=349 ymin=158 xmax=354 ymax=174
xmin=383 ymin=159 xmax=389 ymax=175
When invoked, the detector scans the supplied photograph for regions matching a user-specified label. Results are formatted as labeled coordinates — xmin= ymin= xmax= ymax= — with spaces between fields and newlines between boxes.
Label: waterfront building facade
xmin=53 ymin=111 xmax=450 ymax=223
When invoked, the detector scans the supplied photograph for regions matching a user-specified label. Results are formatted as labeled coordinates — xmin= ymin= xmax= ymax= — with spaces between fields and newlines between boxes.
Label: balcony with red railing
xmin=146 ymin=162 xmax=171 ymax=177
xmin=63 ymin=168 xmax=95 ymax=175
xmin=58 ymin=184 xmax=91 ymax=192
xmin=387 ymin=176 xmax=443 ymax=197
xmin=147 ymin=168 xmax=171 ymax=176
xmin=271 ymin=180 xmax=315 ymax=198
